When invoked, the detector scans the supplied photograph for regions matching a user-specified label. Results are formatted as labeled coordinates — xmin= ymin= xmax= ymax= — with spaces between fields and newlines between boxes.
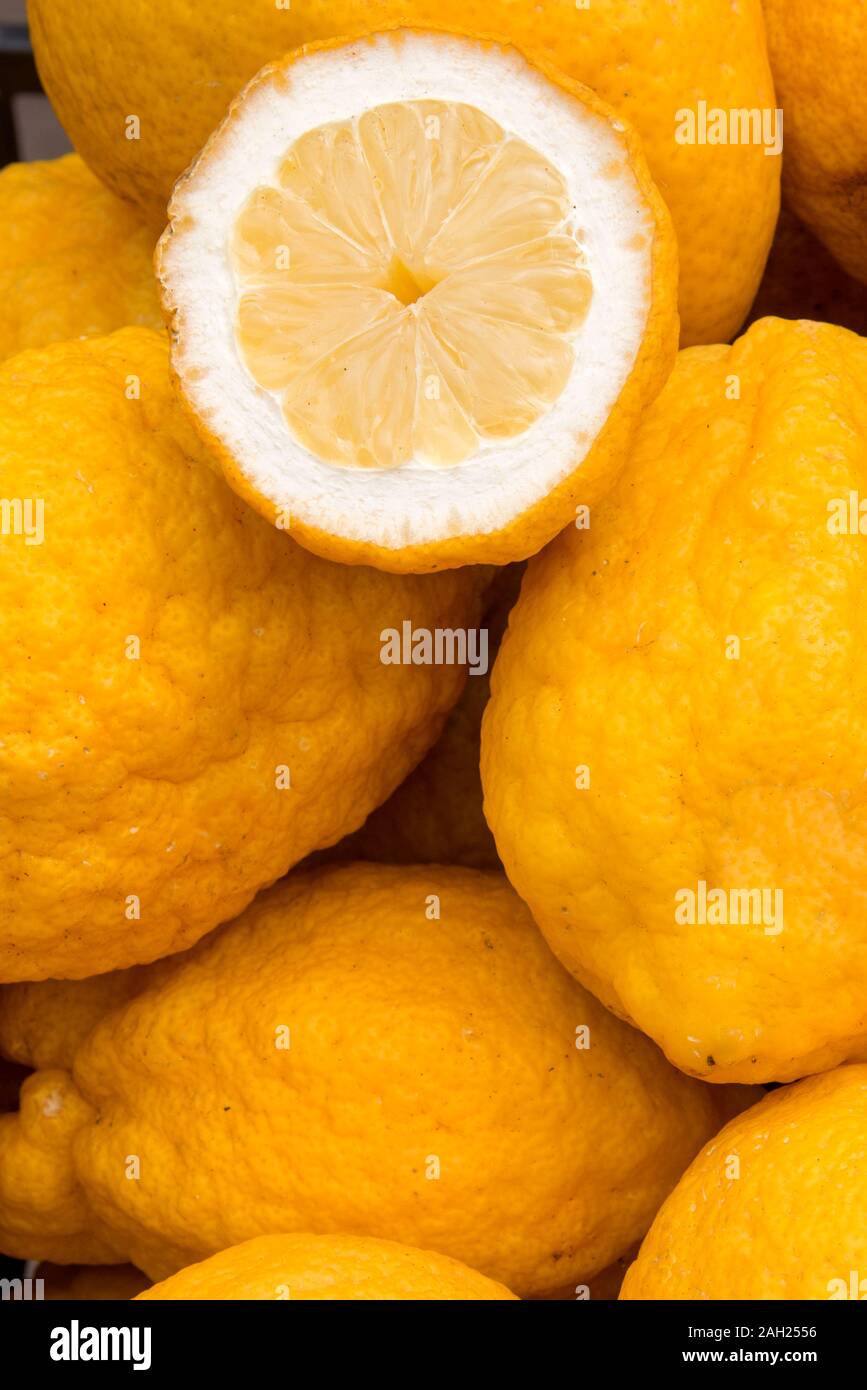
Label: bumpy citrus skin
xmin=0 ymin=968 xmax=162 ymax=1071
xmin=483 ymin=318 xmax=867 ymax=1085
xmin=745 ymin=204 xmax=867 ymax=339
xmin=0 ymin=865 xmax=753 ymax=1296
xmin=0 ymin=155 xmax=161 ymax=358
xmin=138 ymin=1233 xmax=516 ymax=1301
xmin=30 ymin=0 xmax=777 ymax=346
xmin=764 ymin=0 xmax=867 ymax=286
xmin=622 ymin=1065 xmax=867 ymax=1300
xmin=0 ymin=329 xmax=485 ymax=981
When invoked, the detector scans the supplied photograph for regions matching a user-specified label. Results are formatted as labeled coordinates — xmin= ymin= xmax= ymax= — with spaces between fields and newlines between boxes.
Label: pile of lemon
xmin=0 ymin=0 xmax=865 ymax=1302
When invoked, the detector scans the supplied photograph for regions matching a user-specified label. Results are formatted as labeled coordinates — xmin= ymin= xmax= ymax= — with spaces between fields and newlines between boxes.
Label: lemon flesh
xmin=232 ymin=100 xmax=591 ymax=470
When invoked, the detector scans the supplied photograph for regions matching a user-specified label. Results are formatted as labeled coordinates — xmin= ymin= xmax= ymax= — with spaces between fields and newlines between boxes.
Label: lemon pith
xmin=233 ymin=99 xmax=591 ymax=469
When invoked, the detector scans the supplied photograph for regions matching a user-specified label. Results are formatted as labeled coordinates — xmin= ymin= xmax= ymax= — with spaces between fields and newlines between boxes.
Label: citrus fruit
xmin=622 ymin=1065 xmax=867 ymax=1300
xmin=764 ymin=0 xmax=867 ymax=285
xmin=39 ymin=1262 xmax=150 ymax=1300
xmin=745 ymin=204 xmax=867 ymax=339
xmin=0 ymin=968 xmax=160 ymax=1071
xmin=329 ymin=565 xmax=521 ymax=867
xmin=137 ymin=1233 xmax=515 ymax=1301
xmin=157 ymin=29 xmax=677 ymax=573
xmin=0 ymin=328 xmax=486 ymax=981
xmin=30 ymin=0 xmax=778 ymax=346
xmin=0 ymin=864 xmax=754 ymax=1296
xmin=482 ymin=316 xmax=867 ymax=1085
xmin=0 ymin=155 xmax=161 ymax=359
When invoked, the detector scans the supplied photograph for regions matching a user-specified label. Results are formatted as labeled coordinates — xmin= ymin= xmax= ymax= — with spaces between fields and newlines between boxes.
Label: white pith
xmin=160 ymin=31 xmax=655 ymax=552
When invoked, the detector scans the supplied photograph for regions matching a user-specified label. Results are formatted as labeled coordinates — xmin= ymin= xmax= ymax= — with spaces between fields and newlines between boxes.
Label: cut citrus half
xmin=158 ymin=29 xmax=678 ymax=572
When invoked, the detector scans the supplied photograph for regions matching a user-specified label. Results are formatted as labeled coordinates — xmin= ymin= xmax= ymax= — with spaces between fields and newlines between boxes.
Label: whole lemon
xmin=137 ymin=1233 xmax=516 ymax=1301
xmin=0 ymin=329 xmax=485 ymax=981
xmin=622 ymin=1065 xmax=867 ymax=1300
xmin=483 ymin=317 xmax=867 ymax=1085
xmin=0 ymin=864 xmax=754 ymax=1295
xmin=0 ymin=155 xmax=161 ymax=359
xmin=29 ymin=0 xmax=779 ymax=346
xmin=764 ymin=0 xmax=867 ymax=286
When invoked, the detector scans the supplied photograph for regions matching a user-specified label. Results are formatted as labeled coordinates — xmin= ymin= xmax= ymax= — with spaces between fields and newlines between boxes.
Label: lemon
xmin=0 ymin=328 xmax=486 ymax=980
xmin=483 ymin=317 xmax=867 ymax=1085
xmin=0 ymin=865 xmax=755 ymax=1294
xmin=0 ymin=968 xmax=159 ymax=1070
xmin=137 ymin=1234 xmax=517 ymax=1301
xmin=764 ymin=0 xmax=867 ymax=286
xmin=0 ymin=155 xmax=161 ymax=358
xmin=158 ymin=30 xmax=677 ymax=571
xmin=622 ymin=1066 xmax=867 ymax=1300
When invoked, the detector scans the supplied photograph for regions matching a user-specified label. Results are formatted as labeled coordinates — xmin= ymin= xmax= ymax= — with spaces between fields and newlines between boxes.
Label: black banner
xmin=0 ymin=1298 xmax=858 ymax=1375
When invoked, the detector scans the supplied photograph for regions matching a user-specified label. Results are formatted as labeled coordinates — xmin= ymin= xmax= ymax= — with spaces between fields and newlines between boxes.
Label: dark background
xmin=1 ymin=0 xmax=69 ymax=163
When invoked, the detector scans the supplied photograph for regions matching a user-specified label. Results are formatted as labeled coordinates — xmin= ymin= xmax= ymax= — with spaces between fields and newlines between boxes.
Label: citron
xmin=137 ymin=1233 xmax=515 ymax=1301
xmin=622 ymin=1065 xmax=867 ymax=1300
xmin=746 ymin=204 xmax=867 ymax=339
xmin=0 ymin=155 xmax=161 ymax=359
xmin=158 ymin=30 xmax=677 ymax=572
xmin=0 ymin=328 xmax=486 ymax=981
xmin=0 ymin=864 xmax=754 ymax=1296
xmin=764 ymin=0 xmax=867 ymax=286
xmin=30 ymin=0 xmax=778 ymax=346
xmin=482 ymin=317 xmax=867 ymax=1085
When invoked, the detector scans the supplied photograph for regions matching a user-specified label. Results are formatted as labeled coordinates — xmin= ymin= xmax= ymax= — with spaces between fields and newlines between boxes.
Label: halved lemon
xmin=158 ymin=29 xmax=678 ymax=572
